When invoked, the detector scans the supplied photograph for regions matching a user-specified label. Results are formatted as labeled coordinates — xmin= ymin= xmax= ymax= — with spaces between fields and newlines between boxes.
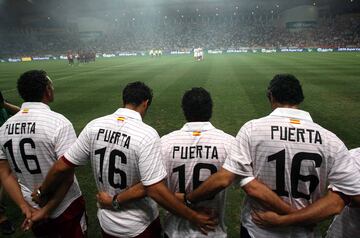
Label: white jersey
xmin=326 ymin=148 xmax=360 ymax=238
xmin=161 ymin=122 xmax=234 ymax=238
xmin=0 ymin=102 xmax=82 ymax=218
xmin=64 ymin=108 xmax=167 ymax=237
xmin=223 ymin=108 xmax=360 ymax=238
xmin=194 ymin=48 xmax=198 ymax=57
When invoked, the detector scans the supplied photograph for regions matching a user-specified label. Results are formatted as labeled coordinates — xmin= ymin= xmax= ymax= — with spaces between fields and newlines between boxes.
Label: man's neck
xmin=124 ymin=104 xmax=144 ymax=118
xmin=272 ymin=103 xmax=299 ymax=110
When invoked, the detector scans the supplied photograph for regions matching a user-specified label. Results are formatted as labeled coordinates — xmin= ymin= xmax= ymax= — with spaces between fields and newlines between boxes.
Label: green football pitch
xmin=1 ymin=52 xmax=359 ymax=237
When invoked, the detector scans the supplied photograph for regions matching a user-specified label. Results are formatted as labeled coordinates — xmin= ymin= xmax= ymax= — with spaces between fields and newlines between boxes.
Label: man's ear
xmin=143 ymin=99 xmax=149 ymax=109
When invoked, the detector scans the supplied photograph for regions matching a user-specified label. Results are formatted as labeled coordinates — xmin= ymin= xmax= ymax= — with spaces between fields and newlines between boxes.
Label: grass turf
xmin=1 ymin=52 xmax=359 ymax=237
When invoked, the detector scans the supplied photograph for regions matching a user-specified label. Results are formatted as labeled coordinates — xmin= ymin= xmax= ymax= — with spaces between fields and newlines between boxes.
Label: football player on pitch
xmin=0 ymin=70 xmax=86 ymax=237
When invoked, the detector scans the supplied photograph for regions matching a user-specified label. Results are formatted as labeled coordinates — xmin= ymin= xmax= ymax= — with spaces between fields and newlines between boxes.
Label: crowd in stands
xmin=0 ymin=13 xmax=359 ymax=57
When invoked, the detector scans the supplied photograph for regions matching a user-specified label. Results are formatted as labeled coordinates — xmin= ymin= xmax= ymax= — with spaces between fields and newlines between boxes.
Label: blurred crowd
xmin=0 ymin=13 xmax=359 ymax=57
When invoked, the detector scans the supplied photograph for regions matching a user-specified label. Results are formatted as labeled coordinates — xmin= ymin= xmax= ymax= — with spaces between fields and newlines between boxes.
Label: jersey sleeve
xmin=328 ymin=141 xmax=360 ymax=196
xmin=138 ymin=135 xmax=167 ymax=186
xmin=350 ymin=148 xmax=360 ymax=170
xmin=64 ymin=125 xmax=91 ymax=166
xmin=0 ymin=146 xmax=6 ymax=161
xmin=160 ymin=136 xmax=171 ymax=169
xmin=53 ymin=123 xmax=77 ymax=159
xmin=223 ymin=122 xmax=254 ymax=177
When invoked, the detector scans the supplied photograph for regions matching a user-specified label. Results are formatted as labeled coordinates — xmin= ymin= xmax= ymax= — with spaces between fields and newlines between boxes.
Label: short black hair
xmin=122 ymin=81 xmax=153 ymax=106
xmin=182 ymin=87 xmax=213 ymax=122
xmin=267 ymin=74 xmax=304 ymax=105
xmin=0 ymin=91 xmax=4 ymax=104
xmin=17 ymin=70 xmax=50 ymax=102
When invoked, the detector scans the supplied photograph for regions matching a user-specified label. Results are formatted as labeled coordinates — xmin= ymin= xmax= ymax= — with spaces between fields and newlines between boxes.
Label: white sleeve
xmin=138 ymin=136 xmax=167 ymax=186
xmin=350 ymin=148 xmax=360 ymax=170
xmin=53 ymin=123 xmax=77 ymax=159
xmin=0 ymin=146 xmax=6 ymax=161
xmin=328 ymin=142 xmax=360 ymax=196
xmin=223 ymin=122 xmax=254 ymax=177
xmin=64 ymin=125 xmax=91 ymax=166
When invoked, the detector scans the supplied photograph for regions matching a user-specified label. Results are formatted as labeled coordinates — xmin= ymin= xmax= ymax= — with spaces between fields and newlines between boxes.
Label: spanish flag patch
xmin=192 ymin=131 xmax=201 ymax=136
xmin=22 ymin=108 xmax=29 ymax=114
xmin=117 ymin=117 xmax=125 ymax=121
xmin=290 ymin=119 xmax=301 ymax=124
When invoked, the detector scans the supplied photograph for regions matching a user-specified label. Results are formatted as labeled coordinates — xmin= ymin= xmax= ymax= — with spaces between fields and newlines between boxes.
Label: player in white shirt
xmin=199 ymin=48 xmax=204 ymax=61
xmin=194 ymin=48 xmax=198 ymax=60
xmin=186 ymin=74 xmax=360 ymax=238
xmin=35 ymin=82 xmax=217 ymax=238
xmin=326 ymin=148 xmax=360 ymax=238
xmin=0 ymin=70 xmax=86 ymax=237
xmin=161 ymin=87 xmax=233 ymax=238
xmin=253 ymin=147 xmax=360 ymax=236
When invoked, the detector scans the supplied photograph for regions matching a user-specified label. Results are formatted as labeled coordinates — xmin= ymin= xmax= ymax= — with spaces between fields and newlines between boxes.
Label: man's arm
xmin=32 ymin=156 xmax=75 ymax=201
xmin=350 ymin=195 xmax=360 ymax=207
xmin=187 ymin=168 xmax=236 ymax=203
xmin=3 ymin=101 xmax=20 ymax=115
xmin=96 ymin=183 xmax=146 ymax=209
xmin=145 ymin=180 xmax=217 ymax=235
xmin=186 ymin=168 xmax=292 ymax=215
xmin=31 ymin=171 xmax=75 ymax=223
xmin=0 ymin=91 xmax=20 ymax=115
xmin=252 ymin=190 xmax=346 ymax=227
xmin=243 ymin=179 xmax=293 ymax=215
xmin=0 ymin=161 xmax=33 ymax=224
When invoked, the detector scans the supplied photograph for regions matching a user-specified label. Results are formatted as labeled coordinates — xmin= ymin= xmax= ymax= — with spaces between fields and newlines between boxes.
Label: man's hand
xmin=20 ymin=203 xmax=37 ymax=231
xmin=192 ymin=211 xmax=218 ymax=235
xmin=252 ymin=210 xmax=282 ymax=228
xmin=96 ymin=191 xmax=113 ymax=210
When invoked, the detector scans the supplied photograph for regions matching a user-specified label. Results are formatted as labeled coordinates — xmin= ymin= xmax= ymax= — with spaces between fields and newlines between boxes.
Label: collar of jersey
xmin=21 ymin=102 xmax=50 ymax=110
xmin=270 ymin=108 xmax=313 ymax=122
xmin=181 ymin=121 xmax=215 ymax=132
xmin=114 ymin=108 xmax=142 ymax=121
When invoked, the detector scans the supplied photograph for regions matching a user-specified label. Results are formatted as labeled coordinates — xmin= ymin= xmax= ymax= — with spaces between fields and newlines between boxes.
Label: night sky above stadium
xmin=0 ymin=0 xmax=359 ymax=28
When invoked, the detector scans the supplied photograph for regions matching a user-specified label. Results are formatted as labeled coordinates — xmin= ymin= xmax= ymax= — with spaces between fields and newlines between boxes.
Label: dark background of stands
xmin=0 ymin=0 xmax=359 ymax=57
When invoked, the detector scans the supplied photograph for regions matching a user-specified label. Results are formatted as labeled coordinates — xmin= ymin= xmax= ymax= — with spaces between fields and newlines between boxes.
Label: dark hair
xmin=267 ymin=74 xmax=304 ymax=105
xmin=122 ymin=81 xmax=153 ymax=106
xmin=17 ymin=70 xmax=50 ymax=102
xmin=182 ymin=87 xmax=213 ymax=122
xmin=0 ymin=91 xmax=4 ymax=104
